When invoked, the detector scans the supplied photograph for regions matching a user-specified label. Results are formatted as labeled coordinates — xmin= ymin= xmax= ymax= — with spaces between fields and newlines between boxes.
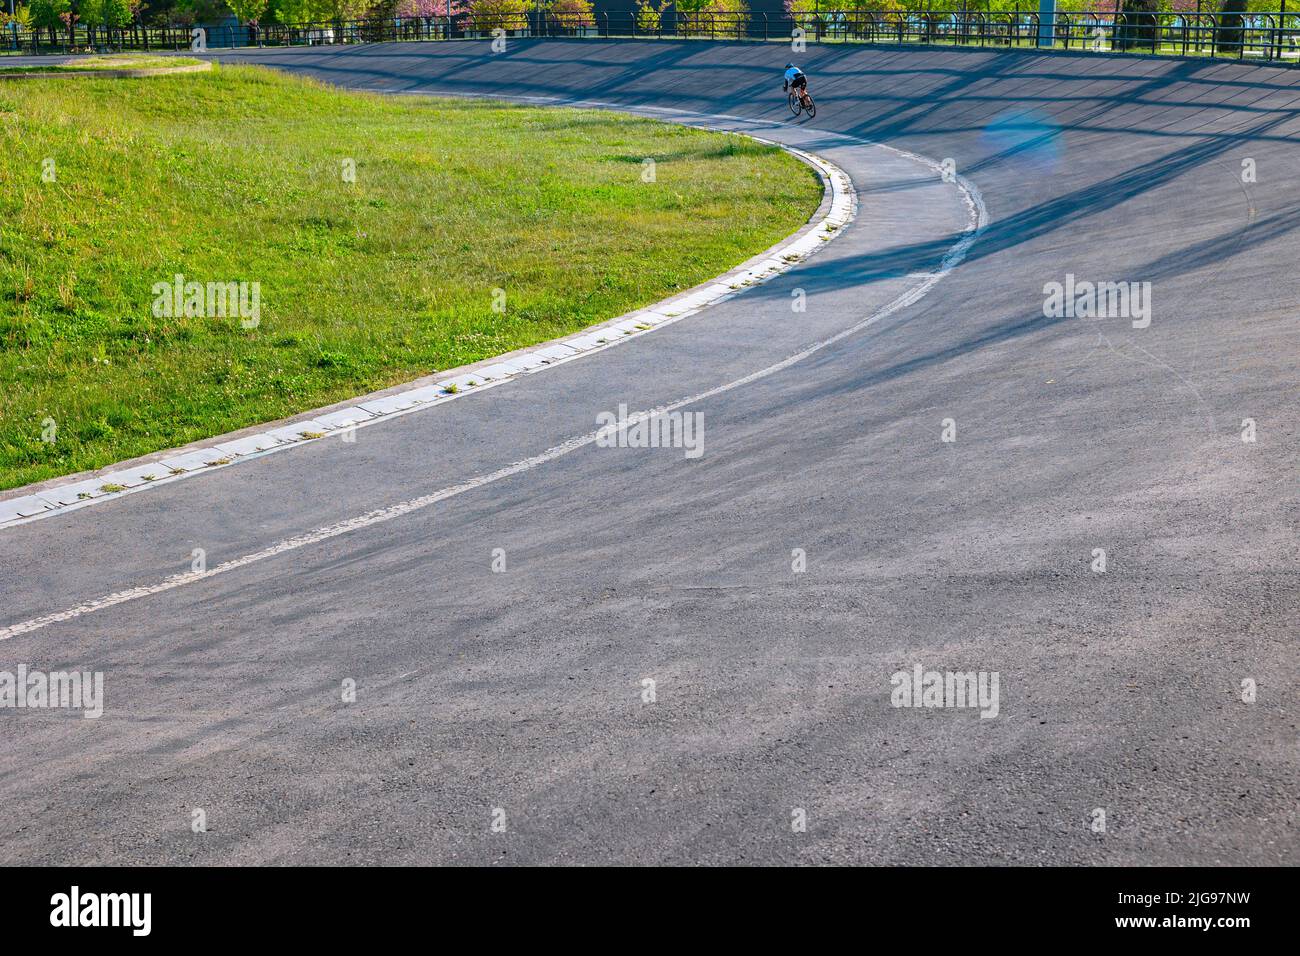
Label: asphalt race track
xmin=1 ymin=40 xmax=1296 ymax=865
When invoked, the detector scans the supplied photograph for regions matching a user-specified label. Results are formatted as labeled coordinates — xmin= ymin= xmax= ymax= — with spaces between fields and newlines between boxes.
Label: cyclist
xmin=783 ymin=63 xmax=809 ymax=105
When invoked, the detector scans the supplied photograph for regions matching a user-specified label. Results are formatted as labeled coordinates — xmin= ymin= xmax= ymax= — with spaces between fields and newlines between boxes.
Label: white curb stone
xmin=357 ymin=394 xmax=422 ymax=416
xmin=36 ymin=480 xmax=108 ymax=507
xmin=265 ymin=422 xmax=326 ymax=443
xmin=398 ymin=385 xmax=452 ymax=406
xmin=437 ymin=373 xmax=485 ymax=393
xmin=315 ymin=407 xmax=375 ymax=430
xmin=213 ymin=434 xmax=283 ymax=457
xmin=501 ymin=351 xmax=551 ymax=372
xmin=477 ymin=361 xmax=527 ymax=380
xmin=160 ymin=449 xmax=227 ymax=473
xmin=0 ymin=496 xmax=52 ymax=522
xmin=96 ymin=464 xmax=169 ymax=489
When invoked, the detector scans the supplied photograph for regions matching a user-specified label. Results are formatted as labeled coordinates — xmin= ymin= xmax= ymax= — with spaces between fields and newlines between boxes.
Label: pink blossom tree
xmin=396 ymin=0 xmax=466 ymax=16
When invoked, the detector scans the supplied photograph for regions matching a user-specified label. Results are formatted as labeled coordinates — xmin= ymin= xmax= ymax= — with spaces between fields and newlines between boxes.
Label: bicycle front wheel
xmin=788 ymin=92 xmax=802 ymax=116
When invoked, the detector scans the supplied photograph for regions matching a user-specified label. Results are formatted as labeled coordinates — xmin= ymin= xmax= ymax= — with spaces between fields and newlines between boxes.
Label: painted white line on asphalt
xmin=0 ymin=171 xmax=985 ymax=643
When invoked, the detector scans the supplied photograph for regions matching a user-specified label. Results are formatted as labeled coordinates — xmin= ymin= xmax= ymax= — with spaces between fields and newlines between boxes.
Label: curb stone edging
xmin=0 ymin=132 xmax=854 ymax=530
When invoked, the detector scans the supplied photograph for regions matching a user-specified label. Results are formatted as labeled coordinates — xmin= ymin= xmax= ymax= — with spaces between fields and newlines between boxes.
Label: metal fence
xmin=4 ymin=10 xmax=1298 ymax=64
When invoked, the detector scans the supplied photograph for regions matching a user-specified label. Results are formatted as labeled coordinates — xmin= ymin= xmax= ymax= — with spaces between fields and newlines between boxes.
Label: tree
xmin=635 ymin=0 xmax=662 ymax=32
xmin=463 ymin=0 xmax=526 ymax=32
xmin=784 ymin=0 xmax=820 ymax=32
xmin=172 ymin=0 xmax=227 ymax=25
xmin=395 ymin=0 xmax=465 ymax=16
xmin=1113 ymin=0 xmax=1158 ymax=50
xmin=547 ymin=0 xmax=593 ymax=28
xmin=58 ymin=6 xmax=76 ymax=43
xmin=320 ymin=0 xmax=368 ymax=20
xmin=273 ymin=0 xmax=320 ymax=25
xmin=1214 ymin=0 xmax=1247 ymax=53
xmin=80 ymin=0 xmax=134 ymax=31
xmin=29 ymin=0 xmax=70 ymax=42
xmin=678 ymin=0 xmax=747 ymax=34
xmin=3 ymin=4 xmax=34 ymax=28
xmin=227 ymin=0 xmax=269 ymax=23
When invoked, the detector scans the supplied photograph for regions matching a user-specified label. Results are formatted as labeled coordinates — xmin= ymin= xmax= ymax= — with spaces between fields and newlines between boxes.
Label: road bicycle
xmin=788 ymin=89 xmax=816 ymax=119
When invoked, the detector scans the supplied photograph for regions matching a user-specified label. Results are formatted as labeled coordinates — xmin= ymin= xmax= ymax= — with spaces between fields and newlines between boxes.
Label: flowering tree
xmin=58 ymin=5 xmax=76 ymax=43
xmin=396 ymin=0 xmax=466 ymax=16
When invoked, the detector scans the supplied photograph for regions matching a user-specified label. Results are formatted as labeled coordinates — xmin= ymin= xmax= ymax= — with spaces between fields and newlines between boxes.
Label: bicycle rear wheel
xmin=804 ymin=95 xmax=816 ymax=119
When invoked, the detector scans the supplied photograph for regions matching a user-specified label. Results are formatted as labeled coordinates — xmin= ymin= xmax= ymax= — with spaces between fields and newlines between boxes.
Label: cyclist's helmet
xmin=786 ymin=63 xmax=794 ymax=69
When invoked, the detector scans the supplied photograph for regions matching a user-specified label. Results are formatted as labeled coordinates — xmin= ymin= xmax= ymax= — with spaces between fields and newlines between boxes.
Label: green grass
xmin=0 ymin=55 xmax=204 ymax=75
xmin=0 ymin=64 xmax=820 ymax=490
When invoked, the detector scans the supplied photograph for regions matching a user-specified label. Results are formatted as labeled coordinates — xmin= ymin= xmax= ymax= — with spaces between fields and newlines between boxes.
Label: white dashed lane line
xmin=0 ymin=137 xmax=985 ymax=643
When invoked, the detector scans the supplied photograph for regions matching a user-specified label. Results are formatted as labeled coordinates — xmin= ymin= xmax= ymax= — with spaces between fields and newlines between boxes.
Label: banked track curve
xmin=0 ymin=40 xmax=1295 ymax=866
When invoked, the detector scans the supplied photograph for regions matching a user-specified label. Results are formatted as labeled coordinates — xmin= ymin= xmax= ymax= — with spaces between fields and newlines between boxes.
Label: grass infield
xmin=0 ymin=64 xmax=820 ymax=490
xmin=0 ymin=54 xmax=206 ymax=75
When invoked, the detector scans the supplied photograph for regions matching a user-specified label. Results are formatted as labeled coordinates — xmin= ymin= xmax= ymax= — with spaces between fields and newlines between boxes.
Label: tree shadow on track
xmin=213 ymin=38 xmax=1300 ymax=390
